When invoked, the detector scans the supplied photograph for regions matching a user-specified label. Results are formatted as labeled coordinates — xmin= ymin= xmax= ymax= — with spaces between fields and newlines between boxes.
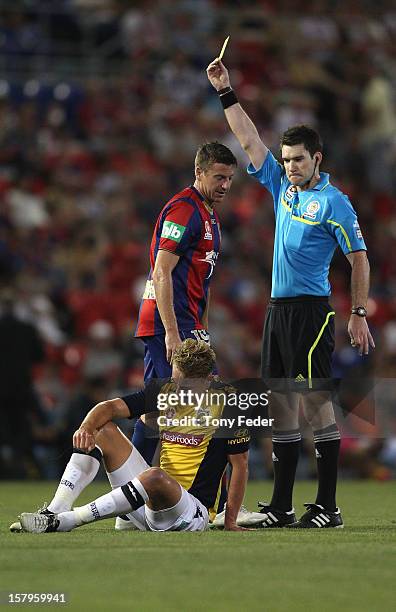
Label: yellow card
xmin=218 ymin=36 xmax=230 ymax=61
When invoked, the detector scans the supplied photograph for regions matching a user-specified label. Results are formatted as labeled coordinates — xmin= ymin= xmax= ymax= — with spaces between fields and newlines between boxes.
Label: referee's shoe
xmin=286 ymin=503 xmax=344 ymax=528
xmin=257 ymin=502 xmax=296 ymax=527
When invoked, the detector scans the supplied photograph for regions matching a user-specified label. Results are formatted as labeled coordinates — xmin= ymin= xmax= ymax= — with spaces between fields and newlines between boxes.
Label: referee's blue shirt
xmin=247 ymin=152 xmax=367 ymax=298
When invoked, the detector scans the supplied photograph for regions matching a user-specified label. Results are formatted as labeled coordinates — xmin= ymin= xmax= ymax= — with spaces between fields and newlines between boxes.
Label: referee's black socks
xmin=270 ymin=430 xmax=301 ymax=511
xmin=313 ymin=424 xmax=341 ymax=512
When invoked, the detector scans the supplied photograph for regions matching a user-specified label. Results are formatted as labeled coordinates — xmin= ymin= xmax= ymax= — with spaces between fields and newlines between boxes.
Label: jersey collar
xmin=190 ymin=185 xmax=205 ymax=201
xmin=191 ymin=185 xmax=214 ymax=214
xmin=311 ymin=172 xmax=330 ymax=191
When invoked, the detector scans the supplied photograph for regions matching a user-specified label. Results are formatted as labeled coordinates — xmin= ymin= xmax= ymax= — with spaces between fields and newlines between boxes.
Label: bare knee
xmin=269 ymin=393 xmax=299 ymax=430
xmin=96 ymin=422 xmax=120 ymax=452
xmin=137 ymin=467 xmax=181 ymax=510
xmin=97 ymin=421 xmax=118 ymax=438
xmin=302 ymin=393 xmax=335 ymax=430
xmin=139 ymin=467 xmax=169 ymax=493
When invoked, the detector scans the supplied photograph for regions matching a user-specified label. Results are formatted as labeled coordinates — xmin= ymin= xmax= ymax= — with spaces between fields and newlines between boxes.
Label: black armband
xmin=218 ymin=87 xmax=238 ymax=110
xmin=217 ymin=87 xmax=232 ymax=95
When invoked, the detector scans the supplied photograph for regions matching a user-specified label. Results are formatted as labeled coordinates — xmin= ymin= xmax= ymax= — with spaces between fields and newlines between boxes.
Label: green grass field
xmin=0 ymin=481 xmax=395 ymax=611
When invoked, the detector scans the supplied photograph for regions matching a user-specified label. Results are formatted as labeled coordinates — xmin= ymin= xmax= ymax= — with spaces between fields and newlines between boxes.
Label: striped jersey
xmin=122 ymin=380 xmax=250 ymax=517
xmin=135 ymin=186 xmax=221 ymax=337
xmin=247 ymin=152 xmax=367 ymax=297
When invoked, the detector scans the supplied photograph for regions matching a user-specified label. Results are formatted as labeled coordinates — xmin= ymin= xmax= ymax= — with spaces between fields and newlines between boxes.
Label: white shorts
xmin=128 ymin=485 xmax=209 ymax=532
xmin=111 ymin=446 xmax=209 ymax=532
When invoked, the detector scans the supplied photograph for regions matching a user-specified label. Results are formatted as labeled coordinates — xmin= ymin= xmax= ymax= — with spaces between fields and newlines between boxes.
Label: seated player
xmin=16 ymin=340 xmax=263 ymax=533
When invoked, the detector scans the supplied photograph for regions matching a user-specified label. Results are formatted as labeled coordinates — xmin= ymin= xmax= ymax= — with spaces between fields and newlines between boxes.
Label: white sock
xmin=106 ymin=448 xmax=149 ymax=525
xmin=106 ymin=447 xmax=149 ymax=488
xmin=47 ymin=450 xmax=101 ymax=513
xmin=57 ymin=487 xmax=132 ymax=531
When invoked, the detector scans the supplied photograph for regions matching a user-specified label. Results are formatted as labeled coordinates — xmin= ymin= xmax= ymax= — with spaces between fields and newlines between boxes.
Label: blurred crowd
xmin=0 ymin=0 xmax=395 ymax=479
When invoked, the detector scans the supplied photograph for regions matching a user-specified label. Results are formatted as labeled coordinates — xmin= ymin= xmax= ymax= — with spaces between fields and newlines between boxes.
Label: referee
xmin=207 ymin=59 xmax=375 ymax=528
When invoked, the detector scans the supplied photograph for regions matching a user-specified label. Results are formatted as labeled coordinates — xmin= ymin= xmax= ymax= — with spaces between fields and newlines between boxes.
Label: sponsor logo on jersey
xmin=353 ymin=220 xmax=363 ymax=240
xmin=142 ymin=279 xmax=156 ymax=300
xmin=165 ymin=406 xmax=177 ymax=419
xmin=191 ymin=329 xmax=210 ymax=344
xmin=229 ymin=435 xmax=250 ymax=445
xmin=161 ymin=430 xmax=204 ymax=446
xmin=307 ymin=201 xmax=320 ymax=214
xmin=204 ymin=220 xmax=213 ymax=240
xmin=234 ymin=427 xmax=250 ymax=438
xmin=285 ymin=185 xmax=297 ymax=201
xmin=303 ymin=200 xmax=320 ymax=220
xmin=161 ymin=220 xmax=186 ymax=243
xmin=198 ymin=250 xmax=219 ymax=279
xmin=196 ymin=405 xmax=211 ymax=424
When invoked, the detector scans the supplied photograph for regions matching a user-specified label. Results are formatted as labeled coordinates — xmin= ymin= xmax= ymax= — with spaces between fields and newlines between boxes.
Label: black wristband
xmin=219 ymin=88 xmax=238 ymax=110
xmin=217 ymin=86 xmax=232 ymax=95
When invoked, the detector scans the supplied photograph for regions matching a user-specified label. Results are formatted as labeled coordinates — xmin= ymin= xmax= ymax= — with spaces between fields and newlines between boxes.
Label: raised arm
xmin=346 ymin=250 xmax=375 ymax=355
xmin=152 ymin=249 xmax=182 ymax=362
xmin=207 ymin=59 xmax=268 ymax=171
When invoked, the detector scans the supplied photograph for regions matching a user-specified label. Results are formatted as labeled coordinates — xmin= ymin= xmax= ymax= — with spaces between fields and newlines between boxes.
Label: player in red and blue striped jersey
xmin=131 ymin=143 xmax=237 ymax=468
xmin=135 ymin=179 xmax=222 ymax=341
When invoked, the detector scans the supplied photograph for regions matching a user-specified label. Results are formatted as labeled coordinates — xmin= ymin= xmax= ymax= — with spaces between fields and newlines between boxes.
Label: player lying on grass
xmin=16 ymin=339 xmax=261 ymax=533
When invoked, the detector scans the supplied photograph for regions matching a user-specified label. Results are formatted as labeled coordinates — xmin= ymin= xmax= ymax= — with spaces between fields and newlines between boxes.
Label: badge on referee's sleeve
xmin=353 ymin=220 xmax=363 ymax=240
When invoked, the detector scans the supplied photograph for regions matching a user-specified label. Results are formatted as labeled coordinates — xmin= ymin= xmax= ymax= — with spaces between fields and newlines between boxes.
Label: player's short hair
xmin=280 ymin=125 xmax=323 ymax=157
xmin=195 ymin=142 xmax=237 ymax=171
xmin=172 ymin=339 xmax=216 ymax=378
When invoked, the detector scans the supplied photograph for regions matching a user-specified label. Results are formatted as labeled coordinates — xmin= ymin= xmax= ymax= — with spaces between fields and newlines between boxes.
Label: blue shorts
xmin=142 ymin=329 xmax=216 ymax=383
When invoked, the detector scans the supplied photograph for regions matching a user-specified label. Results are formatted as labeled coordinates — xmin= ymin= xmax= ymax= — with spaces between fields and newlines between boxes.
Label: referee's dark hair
xmin=280 ymin=125 xmax=323 ymax=158
xmin=195 ymin=142 xmax=237 ymax=172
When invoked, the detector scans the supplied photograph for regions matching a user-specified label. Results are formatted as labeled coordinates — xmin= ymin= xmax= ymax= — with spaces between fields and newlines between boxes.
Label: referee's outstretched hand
xmin=206 ymin=59 xmax=231 ymax=92
xmin=348 ymin=316 xmax=375 ymax=356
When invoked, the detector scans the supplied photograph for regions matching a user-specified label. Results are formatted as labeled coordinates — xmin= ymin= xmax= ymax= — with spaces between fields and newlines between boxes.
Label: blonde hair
xmin=172 ymin=339 xmax=216 ymax=378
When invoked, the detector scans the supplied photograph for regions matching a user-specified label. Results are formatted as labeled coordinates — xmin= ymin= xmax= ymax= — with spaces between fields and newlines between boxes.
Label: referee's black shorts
xmin=261 ymin=296 xmax=335 ymax=392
